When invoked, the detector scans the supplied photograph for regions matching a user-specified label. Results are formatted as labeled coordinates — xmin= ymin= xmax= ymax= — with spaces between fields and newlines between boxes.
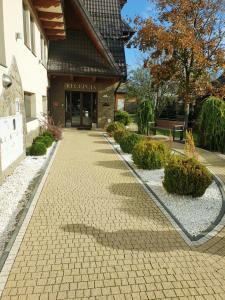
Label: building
xmin=0 ymin=0 xmax=65 ymax=183
xmin=48 ymin=0 xmax=132 ymax=129
xmin=0 ymin=0 xmax=131 ymax=183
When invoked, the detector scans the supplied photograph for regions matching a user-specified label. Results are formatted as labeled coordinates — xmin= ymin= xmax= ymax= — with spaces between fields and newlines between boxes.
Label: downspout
xmin=114 ymin=79 xmax=123 ymax=121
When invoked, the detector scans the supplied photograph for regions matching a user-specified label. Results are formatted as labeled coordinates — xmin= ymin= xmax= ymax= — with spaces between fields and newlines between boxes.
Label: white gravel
xmin=0 ymin=144 xmax=55 ymax=255
xmin=112 ymin=140 xmax=223 ymax=237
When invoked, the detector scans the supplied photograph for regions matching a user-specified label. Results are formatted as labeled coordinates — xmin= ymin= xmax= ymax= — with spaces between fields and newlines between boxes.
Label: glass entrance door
xmin=65 ymin=91 xmax=97 ymax=128
xmin=82 ymin=93 xmax=92 ymax=127
xmin=71 ymin=92 xmax=81 ymax=127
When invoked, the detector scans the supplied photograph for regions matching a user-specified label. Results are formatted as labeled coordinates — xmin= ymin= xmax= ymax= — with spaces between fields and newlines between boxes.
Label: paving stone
xmin=1 ymin=130 xmax=225 ymax=299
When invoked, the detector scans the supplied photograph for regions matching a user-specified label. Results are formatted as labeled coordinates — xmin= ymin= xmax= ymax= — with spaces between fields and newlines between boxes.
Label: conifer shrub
xmin=106 ymin=121 xmax=125 ymax=136
xmin=29 ymin=142 xmax=47 ymax=156
xmin=43 ymin=131 xmax=54 ymax=141
xmin=115 ymin=111 xmax=131 ymax=125
xmin=114 ymin=129 xmax=127 ymax=144
xmin=136 ymin=100 xmax=154 ymax=134
xmin=42 ymin=136 xmax=53 ymax=148
xmin=119 ymin=133 xmax=143 ymax=154
xmin=132 ymin=139 xmax=170 ymax=169
xmin=163 ymin=156 xmax=212 ymax=197
xmin=199 ymin=96 xmax=225 ymax=153
xmin=34 ymin=136 xmax=53 ymax=148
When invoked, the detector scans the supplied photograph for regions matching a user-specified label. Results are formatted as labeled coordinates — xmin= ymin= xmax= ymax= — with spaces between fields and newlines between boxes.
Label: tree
xmin=127 ymin=67 xmax=153 ymax=101
xmin=127 ymin=66 xmax=178 ymax=117
xmin=130 ymin=0 xmax=225 ymax=127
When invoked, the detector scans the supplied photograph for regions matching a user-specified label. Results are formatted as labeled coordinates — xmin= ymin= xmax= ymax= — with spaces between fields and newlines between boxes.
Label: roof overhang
xmin=71 ymin=0 xmax=121 ymax=75
xmin=31 ymin=0 xmax=66 ymax=40
xmin=120 ymin=0 xmax=127 ymax=8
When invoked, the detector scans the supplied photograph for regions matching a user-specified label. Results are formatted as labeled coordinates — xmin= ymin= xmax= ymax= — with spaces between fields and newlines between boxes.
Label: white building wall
xmin=0 ymin=0 xmax=48 ymax=180
xmin=0 ymin=0 xmax=48 ymax=119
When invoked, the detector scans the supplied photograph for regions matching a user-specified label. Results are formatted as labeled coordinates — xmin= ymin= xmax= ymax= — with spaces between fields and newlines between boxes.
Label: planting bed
xmin=0 ymin=143 xmax=56 ymax=257
xmin=107 ymin=136 xmax=224 ymax=241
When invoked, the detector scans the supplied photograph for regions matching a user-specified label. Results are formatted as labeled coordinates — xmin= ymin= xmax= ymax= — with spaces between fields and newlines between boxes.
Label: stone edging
xmin=105 ymin=135 xmax=225 ymax=247
xmin=0 ymin=141 xmax=61 ymax=297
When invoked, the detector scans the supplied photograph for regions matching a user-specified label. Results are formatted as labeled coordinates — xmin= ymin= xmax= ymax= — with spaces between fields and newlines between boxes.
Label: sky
xmin=122 ymin=0 xmax=152 ymax=72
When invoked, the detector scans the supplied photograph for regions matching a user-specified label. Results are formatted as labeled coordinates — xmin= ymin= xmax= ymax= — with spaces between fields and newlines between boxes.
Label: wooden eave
xmin=120 ymin=0 xmax=127 ymax=8
xmin=32 ymin=0 xmax=66 ymax=40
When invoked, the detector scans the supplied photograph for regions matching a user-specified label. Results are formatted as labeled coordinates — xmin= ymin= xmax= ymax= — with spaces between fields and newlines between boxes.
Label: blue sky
xmin=122 ymin=0 xmax=152 ymax=71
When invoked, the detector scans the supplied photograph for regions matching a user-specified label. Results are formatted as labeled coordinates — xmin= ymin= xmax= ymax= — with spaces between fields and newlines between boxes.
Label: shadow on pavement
xmin=95 ymin=149 xmax=114 ymax=154
xmin=61 ymin=223 xmax=225 ymax=259
xmin=61 ymin=223 xmax=186 ymax=252
xmin=96 ymin=160 xmax=125 ymax=170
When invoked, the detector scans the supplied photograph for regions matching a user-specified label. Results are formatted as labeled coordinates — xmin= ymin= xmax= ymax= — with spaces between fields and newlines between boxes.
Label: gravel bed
xmin=112 ymin=140 xmax=223 ymax=237
xmin=0 ymin=144 xmax=55 ymax=256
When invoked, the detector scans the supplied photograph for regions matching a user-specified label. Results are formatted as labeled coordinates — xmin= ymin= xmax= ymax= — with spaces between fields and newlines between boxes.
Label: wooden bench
xmin=149 ymin=119 xmax=185 ymax=141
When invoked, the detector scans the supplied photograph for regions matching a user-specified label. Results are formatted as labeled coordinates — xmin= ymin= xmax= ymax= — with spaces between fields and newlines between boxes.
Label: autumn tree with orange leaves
xmin=130 ymin=0 xmax=225 ymax=127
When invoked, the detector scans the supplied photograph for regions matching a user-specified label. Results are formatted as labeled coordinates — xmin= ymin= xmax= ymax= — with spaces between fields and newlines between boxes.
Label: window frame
xmin=24 ymin=92 xmax=37 ymax=122
xmin=0 ymin=0 xmax=6 ymax=66
xmin=30 ymin=15 xmax=36 ymax=55
xmin=23 ymin=3 xmax=30 ymax=49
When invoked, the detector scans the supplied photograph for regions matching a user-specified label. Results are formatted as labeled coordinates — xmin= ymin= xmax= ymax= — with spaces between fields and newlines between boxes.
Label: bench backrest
xmin=156 ymin=119 xmax=184 ymax=129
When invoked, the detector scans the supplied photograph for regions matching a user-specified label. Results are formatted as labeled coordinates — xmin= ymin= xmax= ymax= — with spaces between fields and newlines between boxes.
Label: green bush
xmin=115 ymin=111 xmax=131 ymax=125
xmin=29 ymin=142 xmax=47 ymax=156
xmin=163 ymin=156 xmax=212 ymax=197
xmin=34 ymin=136 xmax=53 ymax=148
xmin=106 ymin=122 xmax=125 ymax=136
xmin=199 ymin=96 xmax=225 ymax=153
xmin=132 ymin=139 xmax=169 ymax=169
xmin=119 ymin=133 xmax=143 ymax=154
xmin=43 ymin=131 xmax=54 ymax=140
xmin=42 ymin=136 xmax=53 ymax=148
xmin=136 ymin=100 xmax=154 ymax=134
xmin=114 ymin=129 xmax=127 ymax=144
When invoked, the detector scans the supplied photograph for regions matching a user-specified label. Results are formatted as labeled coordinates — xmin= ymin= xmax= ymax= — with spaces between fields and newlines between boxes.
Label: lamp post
xmin=2 ymin=74 xmax=12 ymax=89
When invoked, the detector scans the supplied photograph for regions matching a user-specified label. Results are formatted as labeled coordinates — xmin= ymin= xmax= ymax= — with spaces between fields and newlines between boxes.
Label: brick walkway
xmin=1 ymin=129 xmax=225 ymax=300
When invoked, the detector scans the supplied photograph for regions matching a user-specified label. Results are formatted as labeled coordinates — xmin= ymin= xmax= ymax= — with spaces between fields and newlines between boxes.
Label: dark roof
xmin=81 ymin=0 xmax=127 ymax=76
xmin=48 ymin=30 xmax=118 ymax=76
xmin=48 ymin=0 xmax=129 ymax=78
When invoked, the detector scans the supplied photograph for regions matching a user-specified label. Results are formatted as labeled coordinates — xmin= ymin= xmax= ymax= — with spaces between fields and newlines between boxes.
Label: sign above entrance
xmin=65 ymin=82 xmax=97 ymax=92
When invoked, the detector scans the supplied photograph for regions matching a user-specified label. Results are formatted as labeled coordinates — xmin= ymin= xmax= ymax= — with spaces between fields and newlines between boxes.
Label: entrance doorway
xmin=65 ymin=91 xmax=97 ymax=128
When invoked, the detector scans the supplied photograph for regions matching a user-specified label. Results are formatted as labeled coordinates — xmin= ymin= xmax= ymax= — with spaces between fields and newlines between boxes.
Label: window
xmin=40 ymin=35 xmax=44 ymax=62
xmin=23 ymin=3 xmax=30 ymax=47
xmin=42 ymin=96 xmax=48 ymax=115
xmin=41 ymin=35 xmax=48 ymax=66
xmin=24 ymin=92 xmax=36 ymax=122
xmin=30 ymin=15 xmax=35 ymax=54
xmin=0 ymin=0 xmax=6 ymax=65
xmin=44 ymin=40 xmax=48 ymax=65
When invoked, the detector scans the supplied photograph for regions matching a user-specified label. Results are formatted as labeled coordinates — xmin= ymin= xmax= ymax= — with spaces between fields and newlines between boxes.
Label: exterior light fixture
xmin=15 ymin=32 xmax=23 ymax=41
xmin=102 ymin=94 xmax=110 ymax=107
xmin=2 ymin=74 xmax=12 ymax=89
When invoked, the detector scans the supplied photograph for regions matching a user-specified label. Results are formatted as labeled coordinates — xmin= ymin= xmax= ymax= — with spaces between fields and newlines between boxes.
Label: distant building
xmin=48 ymin=0 xmax=133 ymax=129
xmin=0 ymin=0 xmax=65 ymax=183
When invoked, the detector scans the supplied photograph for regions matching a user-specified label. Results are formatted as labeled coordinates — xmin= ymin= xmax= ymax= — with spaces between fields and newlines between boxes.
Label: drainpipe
xmin=114 ymin=79 xmax=122 ymax=121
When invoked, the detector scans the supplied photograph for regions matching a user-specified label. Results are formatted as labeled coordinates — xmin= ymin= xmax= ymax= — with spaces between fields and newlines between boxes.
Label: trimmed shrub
xmin=106 ymin=121 xmax=125 ymax=136
xmin=34 ymin=136 xmax=53 ymax=148
xmin=163 ymin=156 xmax=212 ymax=197
xmin=43 ymin=131 xmax=54 ymax=141
xmin=199 ymin=96 xmax=225 ymax=153
xmin=29 ymin=142 xmax=47 ymax=156
xmin=132 ymin=139 xmax=170 ymax=169
xmin=115 ymin=111 xmax=131 ymax=126
xmin=114 ymin=129 xmax=127 ymax=144
xmin=119 ymin=133 xmax=143 ymax=154
xmin=42 ymin=136 xmax=53 ymax=148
